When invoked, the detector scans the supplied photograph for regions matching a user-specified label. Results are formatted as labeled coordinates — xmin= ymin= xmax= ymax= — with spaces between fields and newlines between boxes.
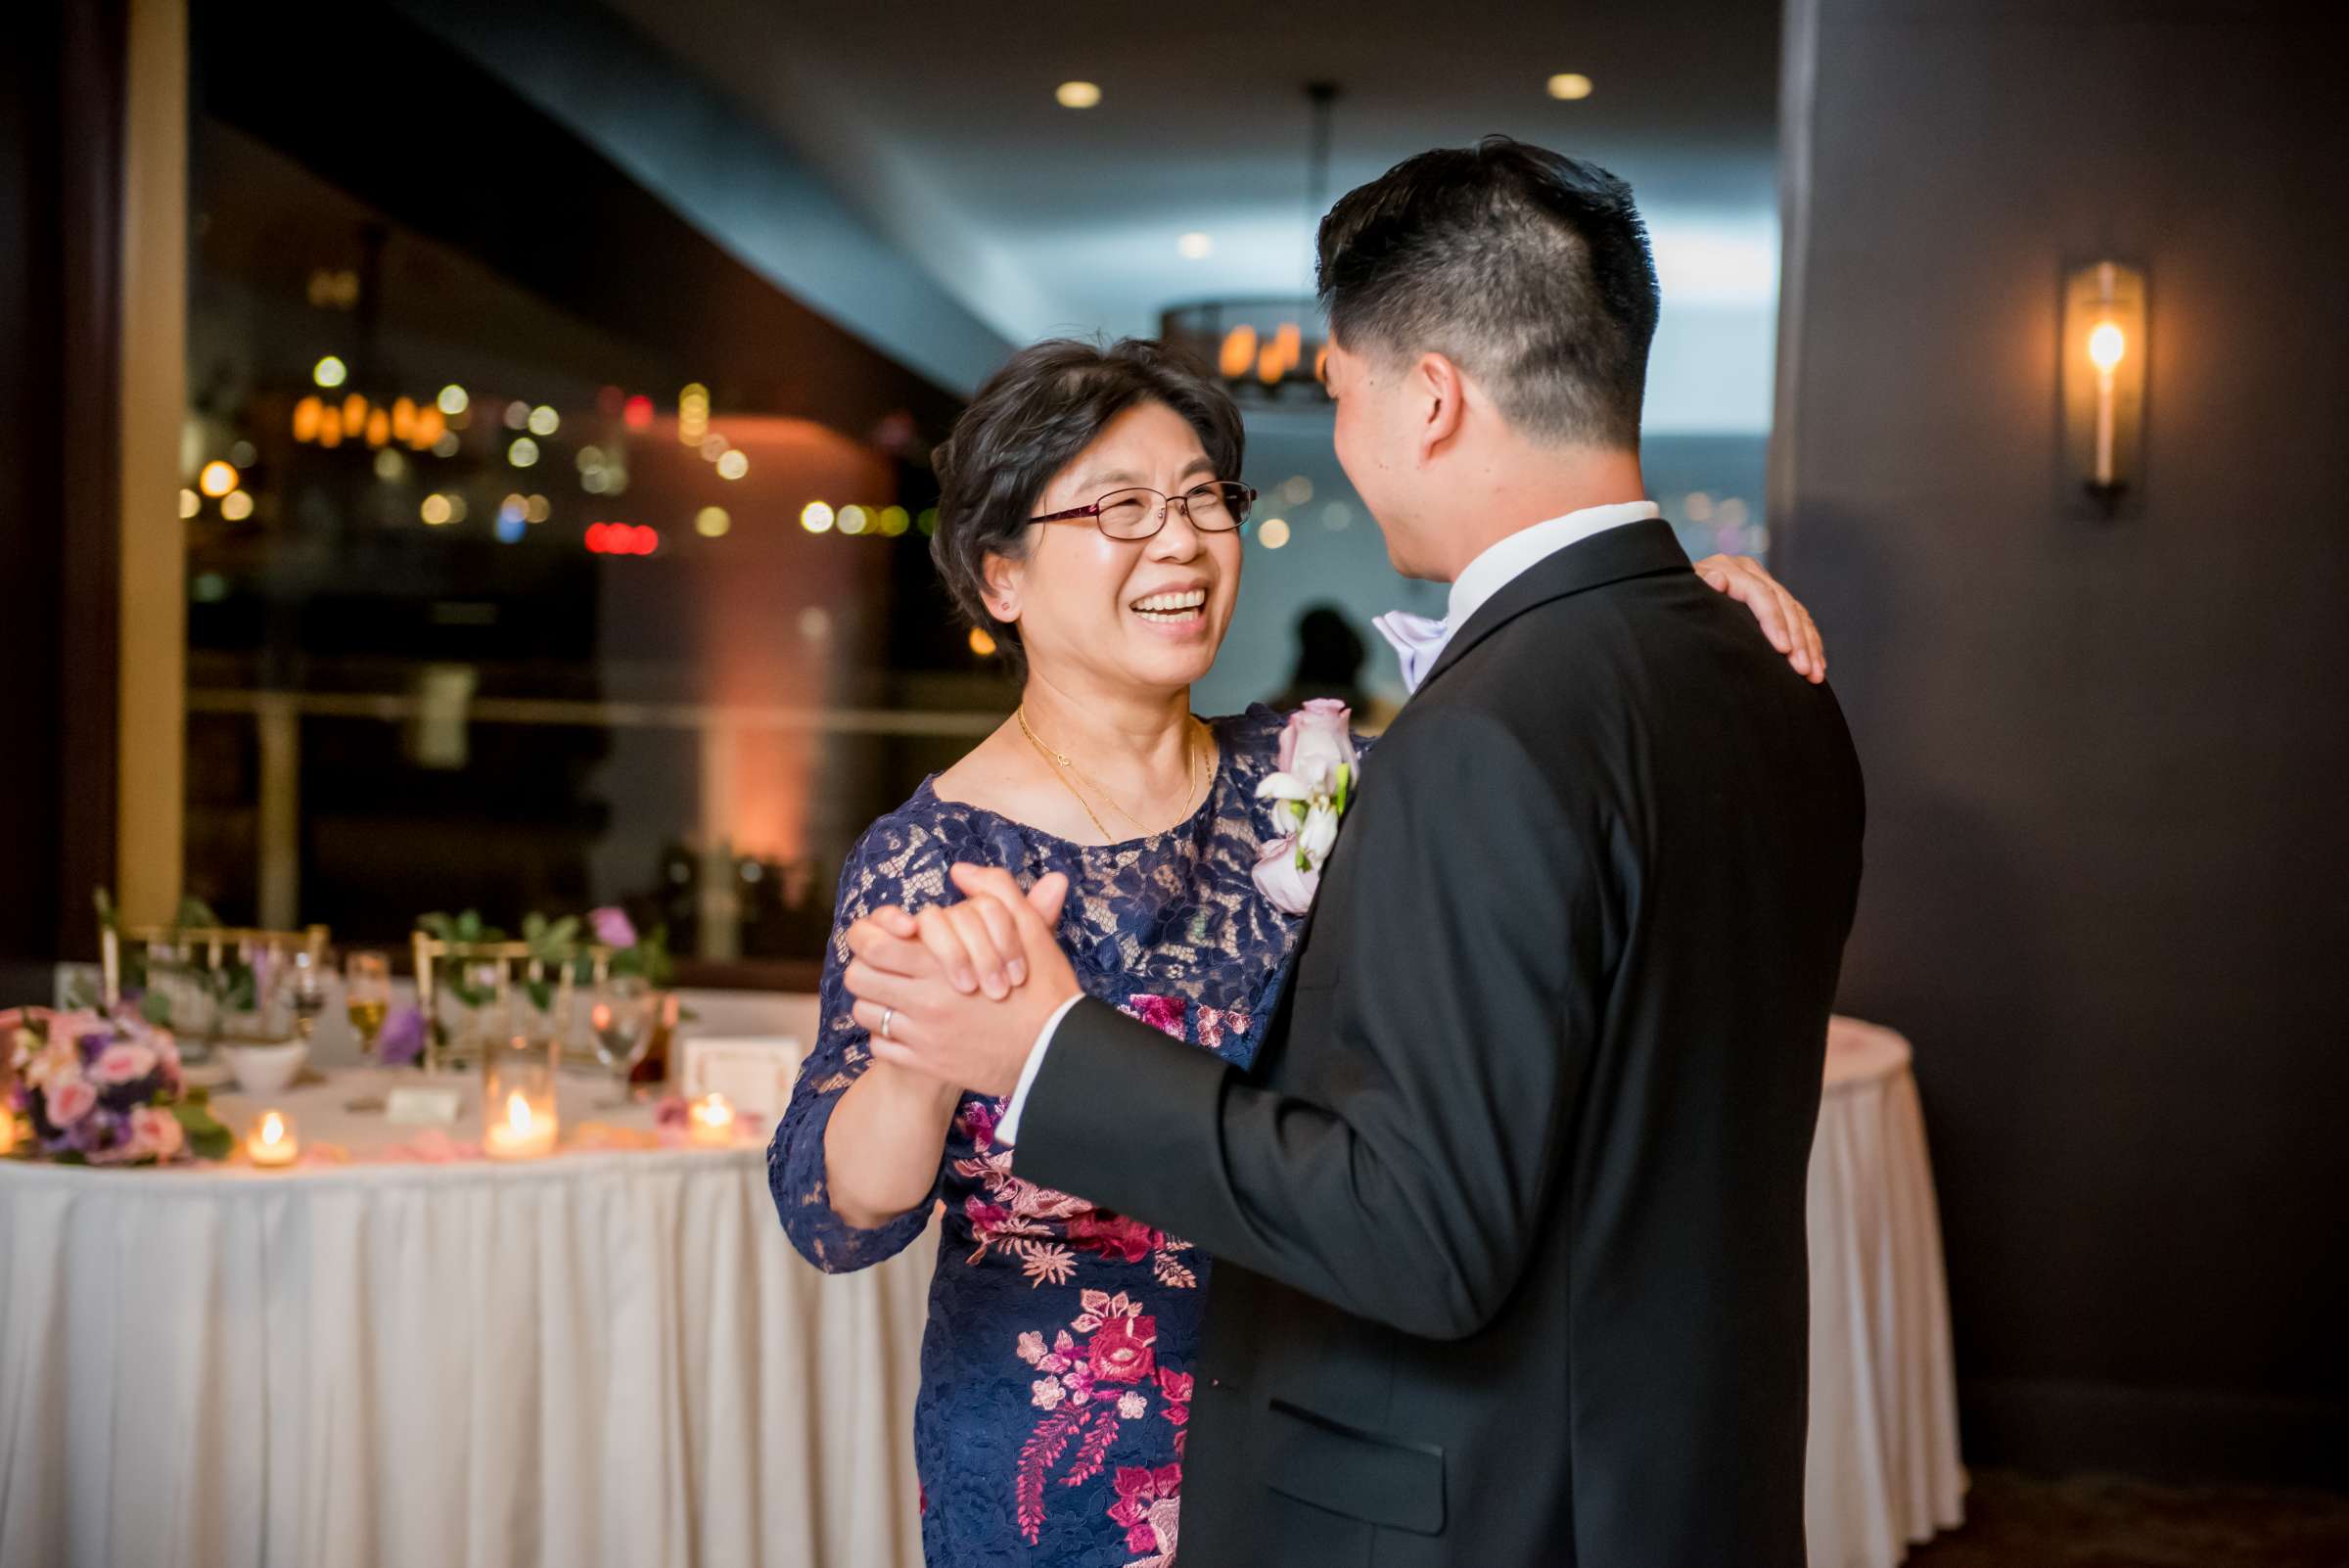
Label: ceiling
xmin=595 ymin=0 xmax=1783 ymax=346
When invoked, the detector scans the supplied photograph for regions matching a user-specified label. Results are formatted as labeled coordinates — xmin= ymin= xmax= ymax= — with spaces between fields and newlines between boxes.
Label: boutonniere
xmin=1251 ymin=700 xmax=1359 ymax=916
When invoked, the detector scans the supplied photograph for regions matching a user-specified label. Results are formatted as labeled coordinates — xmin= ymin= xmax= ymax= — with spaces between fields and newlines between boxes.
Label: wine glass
xmin=345 ymin=951 xmax=391 ymax=1057
xmin=286 ymin=949 xmax=329 ymax=1041
xmin=587 ymin=973 xmax=656 ymax=1107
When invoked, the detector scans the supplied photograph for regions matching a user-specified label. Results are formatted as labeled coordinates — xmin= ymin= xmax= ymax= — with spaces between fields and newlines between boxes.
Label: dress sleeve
xmin=767 ymin=819 xmax=949 ymax=1273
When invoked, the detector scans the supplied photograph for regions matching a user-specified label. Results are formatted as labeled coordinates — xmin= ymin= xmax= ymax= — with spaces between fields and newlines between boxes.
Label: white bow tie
xmin=1371 ymin=610 xmax=1451 ymax=694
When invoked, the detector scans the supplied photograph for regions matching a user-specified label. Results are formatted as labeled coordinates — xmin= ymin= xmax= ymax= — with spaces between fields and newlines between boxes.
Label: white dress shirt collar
xmin=1446 ymin=499 xmax=1661 ymax=631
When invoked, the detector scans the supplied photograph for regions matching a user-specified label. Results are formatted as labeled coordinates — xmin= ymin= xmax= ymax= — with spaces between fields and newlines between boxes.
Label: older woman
xmin=768 ymin=338 xmax=1820 ymax=1567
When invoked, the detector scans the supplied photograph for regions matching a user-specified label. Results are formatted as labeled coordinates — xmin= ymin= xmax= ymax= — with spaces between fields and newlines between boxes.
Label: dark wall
xmin=1774 ymin=0 xmax=2349 ymax=1484
xmin=0 ymin=1 xmax=122 ymax=991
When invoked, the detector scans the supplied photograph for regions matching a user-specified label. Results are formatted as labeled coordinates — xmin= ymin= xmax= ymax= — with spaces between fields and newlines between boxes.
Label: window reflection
xmin=183 ymin=101 xmax=982 ymax=972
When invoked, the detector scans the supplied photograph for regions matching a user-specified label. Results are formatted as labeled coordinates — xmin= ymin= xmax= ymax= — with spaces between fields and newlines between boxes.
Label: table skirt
xmin=0 ymin=1152 xmax=936 ymax=1568
xmin=1806 ymin=1019 xmax=1968 ymax=1567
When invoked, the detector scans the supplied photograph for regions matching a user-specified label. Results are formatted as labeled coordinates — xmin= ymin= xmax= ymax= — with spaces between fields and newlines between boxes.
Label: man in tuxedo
xmin=846 ymin=138 xmax=1865 ymax=1566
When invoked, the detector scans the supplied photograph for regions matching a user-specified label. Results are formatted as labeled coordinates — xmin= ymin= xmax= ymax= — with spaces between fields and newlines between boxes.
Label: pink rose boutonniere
xmin=1251 ymin=700 xmax=1358 ymax=916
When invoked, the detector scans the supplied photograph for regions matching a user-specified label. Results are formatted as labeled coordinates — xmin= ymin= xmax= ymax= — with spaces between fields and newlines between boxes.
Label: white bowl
xmin=220 ymin=1040 xmax=309 ymax=1097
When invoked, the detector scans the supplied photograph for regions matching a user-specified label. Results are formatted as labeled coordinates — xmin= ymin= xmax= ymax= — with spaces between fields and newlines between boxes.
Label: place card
xmin=385 ymin=1084 xmax=465 ymax=1127
xmin=676 ymin=1037 xmax=802 ymax=1125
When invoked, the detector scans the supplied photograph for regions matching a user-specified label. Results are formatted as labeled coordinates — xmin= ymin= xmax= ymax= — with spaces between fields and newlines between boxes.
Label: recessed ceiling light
xmin=1056 ymin=80 xmax=1102 ymax=110
xmin=1177 ymin=232 xmax=1214 ymax=259
xmin=1547 ymin=72 xmax=1594 ymax=101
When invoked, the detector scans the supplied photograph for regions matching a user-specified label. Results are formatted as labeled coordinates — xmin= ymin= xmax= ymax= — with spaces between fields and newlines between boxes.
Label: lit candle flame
xmin=260 ymin=1111 xmax=287 ymax=1146
xmin=691 ymin=1092 xmax=732 ymax=1129
xmin=505 ymin=1091 xmax=534 ymax=1133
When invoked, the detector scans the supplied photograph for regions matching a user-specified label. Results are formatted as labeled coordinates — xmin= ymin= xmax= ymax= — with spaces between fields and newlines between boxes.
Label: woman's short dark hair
xmin=1316 ymin=136 xmax=1659 ymax=450
xmin=931 ymin=338 xmax=1245 ymax=680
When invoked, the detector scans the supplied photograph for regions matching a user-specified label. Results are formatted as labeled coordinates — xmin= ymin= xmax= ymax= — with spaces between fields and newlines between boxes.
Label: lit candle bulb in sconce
xmin=2087 ymin=320 xmax=2127 ymax=488
xmin=686 ymin=1091 xmax=736 ymax=1148
xmin=248 ymin=1109 xmax=299 ymax=1169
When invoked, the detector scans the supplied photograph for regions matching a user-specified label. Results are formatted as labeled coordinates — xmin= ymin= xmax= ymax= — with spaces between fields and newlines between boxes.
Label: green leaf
xmin=93 ymin=887 xmax=117 ymax=931
xmin=522 ymin=911 xmax=546 ymax=943
xmin=456 ymin=909 xmax=483 ymax=944
xmin=172 ymin=1098 xmax=235 ymax=1162
xmin=176 ymin=896 xmax=222 ymax=930
xmin=139 ymin=988 xmax=174 ymax=1027
xmin=419 ymin=911 xmax=455 ymax=941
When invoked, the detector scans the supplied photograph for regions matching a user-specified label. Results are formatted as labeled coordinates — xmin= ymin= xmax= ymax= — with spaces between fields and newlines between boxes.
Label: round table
xmin=1806 ymin=1017 xmax=1968 ymax=1568
xmin=0 ymin=1069 xmax=936 ymax=1568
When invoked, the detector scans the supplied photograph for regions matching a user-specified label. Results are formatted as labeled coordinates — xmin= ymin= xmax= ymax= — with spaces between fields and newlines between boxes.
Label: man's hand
xmin=1692 ymin=554 xmax=1826 ymax=683
xmin=843 ymin=866 xmax=1079 ymax=1099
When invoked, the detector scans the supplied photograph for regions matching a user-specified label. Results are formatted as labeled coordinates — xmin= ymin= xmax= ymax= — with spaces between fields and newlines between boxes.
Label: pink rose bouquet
xmin=3 ymin=1007 xmax=231 ymax=1164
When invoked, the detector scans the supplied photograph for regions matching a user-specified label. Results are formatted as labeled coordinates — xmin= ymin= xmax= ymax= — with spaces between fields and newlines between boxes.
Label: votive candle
xmin=686 ymin=1091 xmax=735 ymax=1148
xmin=484 ymin=1087 xmax=557 ymax=1160
xmin=248 ymin=1109 xmax=299 ymax=1168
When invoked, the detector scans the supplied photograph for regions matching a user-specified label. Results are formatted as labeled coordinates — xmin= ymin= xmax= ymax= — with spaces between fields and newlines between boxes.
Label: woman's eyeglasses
xmin=1029 ymin=481 xmax=1257 ymax=541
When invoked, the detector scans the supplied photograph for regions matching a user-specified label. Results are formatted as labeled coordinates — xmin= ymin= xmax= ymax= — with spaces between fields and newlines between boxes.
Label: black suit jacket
xmin=1016 ymin=520 xmax=1865 ymax=1567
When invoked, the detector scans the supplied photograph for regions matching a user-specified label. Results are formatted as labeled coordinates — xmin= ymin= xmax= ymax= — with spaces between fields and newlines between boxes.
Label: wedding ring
xmin=879 ymin=1006 xmax=896 ymax=1041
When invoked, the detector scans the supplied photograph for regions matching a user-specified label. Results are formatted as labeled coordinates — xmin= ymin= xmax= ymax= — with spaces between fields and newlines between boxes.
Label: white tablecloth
xmin=1806 ymin=1017 xmax=1967 ymax=1567
xmin=0 ymin=1069 xmax=936 ymax=1568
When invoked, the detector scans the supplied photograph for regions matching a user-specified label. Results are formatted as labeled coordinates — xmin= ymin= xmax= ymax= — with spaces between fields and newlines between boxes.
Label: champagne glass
xmin=587 ymin=973 xmax=656 ymax=1107
xmin=345 ymin=951 xmax=391 ymax=1057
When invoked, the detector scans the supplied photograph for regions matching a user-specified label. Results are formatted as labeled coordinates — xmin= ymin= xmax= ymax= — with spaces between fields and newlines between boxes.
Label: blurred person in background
xmin=1266 ymin=604 xmax=1401 ymax=731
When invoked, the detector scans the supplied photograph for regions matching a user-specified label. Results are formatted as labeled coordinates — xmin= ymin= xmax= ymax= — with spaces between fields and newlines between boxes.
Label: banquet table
xmin=1806 ymin=1016 xmax=1967 ymax=1567
xmin=0 ymin=1065 xmax=937 ymax=1568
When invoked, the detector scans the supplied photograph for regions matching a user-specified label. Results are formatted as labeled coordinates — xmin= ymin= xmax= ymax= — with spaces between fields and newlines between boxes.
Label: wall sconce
xmin=2061 ymin=260 xmax=2147 ymax=518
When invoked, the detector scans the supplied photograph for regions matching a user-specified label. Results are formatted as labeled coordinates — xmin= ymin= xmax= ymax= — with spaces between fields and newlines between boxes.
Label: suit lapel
xmin=1413 ymin=518 xmax=1691 ymax=697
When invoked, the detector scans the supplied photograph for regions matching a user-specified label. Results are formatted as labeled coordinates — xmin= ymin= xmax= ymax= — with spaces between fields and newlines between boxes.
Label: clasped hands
xmin=843 ymin=865 xmax=1083 ymax=1099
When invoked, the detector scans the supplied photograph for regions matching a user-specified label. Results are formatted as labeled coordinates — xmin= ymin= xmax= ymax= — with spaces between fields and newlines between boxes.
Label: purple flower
xmin=377 ymin=1004 xmax=427 ymax=1067
xmin=589 ymin=906 xmax=639 ymax=949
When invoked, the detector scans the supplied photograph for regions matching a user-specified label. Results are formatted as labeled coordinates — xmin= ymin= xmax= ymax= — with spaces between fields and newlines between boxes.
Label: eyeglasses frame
xmin=1027 ymin=481 xmax=1258 ymax=539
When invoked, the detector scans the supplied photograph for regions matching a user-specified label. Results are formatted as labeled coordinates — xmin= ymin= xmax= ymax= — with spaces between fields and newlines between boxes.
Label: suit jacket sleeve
xmin=1015 ymin=706 xmax=1606 ymax=1341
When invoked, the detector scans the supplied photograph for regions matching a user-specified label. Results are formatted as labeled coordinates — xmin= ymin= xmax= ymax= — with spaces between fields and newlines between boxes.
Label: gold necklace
xmin=1017 ymin=707 xmax=1212 ymax=844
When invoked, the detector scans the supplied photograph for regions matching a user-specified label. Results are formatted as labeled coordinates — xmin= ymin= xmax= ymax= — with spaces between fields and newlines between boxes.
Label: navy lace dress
xmin=770 ymin=706 xmax=1323 ymax=1568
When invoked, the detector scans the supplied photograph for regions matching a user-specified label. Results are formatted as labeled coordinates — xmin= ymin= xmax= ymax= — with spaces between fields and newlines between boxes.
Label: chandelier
xmin=1160 ymin=84 xmax=1338 ymax=404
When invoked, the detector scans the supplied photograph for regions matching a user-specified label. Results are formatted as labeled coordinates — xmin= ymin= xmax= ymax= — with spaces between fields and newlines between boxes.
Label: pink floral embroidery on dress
xmin=1012 ymin=1291 xmax=1193 ymax=1551
xmin=951 ymin=1101 xmax=1199 ymax=1290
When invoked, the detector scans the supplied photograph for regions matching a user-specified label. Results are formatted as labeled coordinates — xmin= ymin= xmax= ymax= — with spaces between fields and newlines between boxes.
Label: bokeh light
xmin=312 ymin=356 xmax=347 ymax=388
xmin=800 ymin=500 xmax=836 ymax=533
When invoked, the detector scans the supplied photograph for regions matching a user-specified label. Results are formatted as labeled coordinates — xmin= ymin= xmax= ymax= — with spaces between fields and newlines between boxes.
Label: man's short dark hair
xmin=1315 ymin=136 xmax=1659 ymax=449
xmin=931 ymin=338 xmax=1244 ymax=680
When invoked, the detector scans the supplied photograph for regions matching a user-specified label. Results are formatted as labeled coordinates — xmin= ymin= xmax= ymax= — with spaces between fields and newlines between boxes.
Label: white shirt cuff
xmin=996 ymin=992 xmax=1084 ymax=1147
